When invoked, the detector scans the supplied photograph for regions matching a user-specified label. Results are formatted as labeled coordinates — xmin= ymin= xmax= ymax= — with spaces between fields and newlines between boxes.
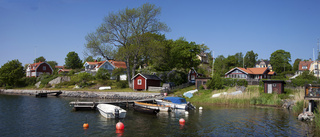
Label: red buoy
xmin=116 ymin=122 xmax=124 ymax=130
xmin=179 ymin=118 xmax=185 ymax=124
xmin=83 ymin=123 xmax=89 ymax=129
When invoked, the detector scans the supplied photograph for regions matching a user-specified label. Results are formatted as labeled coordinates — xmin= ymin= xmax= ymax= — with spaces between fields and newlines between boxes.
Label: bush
xmin=250 ymin=93 xmax=281 ymax=105
xmin=116 ymin=81 xmax=128 ymax=88
xmin=95 ymin=68 xmax=110 ymax=80
xmin=223 ymin=78 xmax=248 ymax=87
xmin=167 ymin=70 xmax=187 ymax=86
xmin=206 ymin=74 xmax=223 ymax=90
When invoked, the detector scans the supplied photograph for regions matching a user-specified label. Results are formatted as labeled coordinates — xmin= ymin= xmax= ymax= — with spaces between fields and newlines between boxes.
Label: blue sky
xmin=1 ymin=0 xmax=320 ymax=67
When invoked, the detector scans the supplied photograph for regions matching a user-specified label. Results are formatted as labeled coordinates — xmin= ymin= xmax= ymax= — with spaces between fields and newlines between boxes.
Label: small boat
xmin=155 ymin=97 xmax=195 ymax=110
xmin=134 ymin=101 xmax=169 ymax=114
xmin=96 ymin=104 xmax=126 ymax=118
xmin=134 ymin=101 xmax=171 ymax=112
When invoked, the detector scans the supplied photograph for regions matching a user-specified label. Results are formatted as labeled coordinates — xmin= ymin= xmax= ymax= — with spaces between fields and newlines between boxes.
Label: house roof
xmin=108 ymin=60 xmax=127 ymax=69
xmin=131 ymin=73 xmax=162 ymax=81
xmin=28 ymin=61 xmax=53 ymax=71
xmin=85 ymin=60 xmax=127 ymax=69
xmin=237 ymin=67 xmax=268 ymax=75
xmin=256 ymin=59 xmax=270 ymax=65
xmin=299 ymin=60 xmax=313 ymax=71
xmin=226 ymin=67 xmax=270 ymax=75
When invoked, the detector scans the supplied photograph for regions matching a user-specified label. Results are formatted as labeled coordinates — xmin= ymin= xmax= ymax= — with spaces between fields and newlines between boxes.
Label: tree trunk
xmin=125 ymin=56 xmax=132 ymax=88
xmin=132 ymin=55 xmax=138 ymax=82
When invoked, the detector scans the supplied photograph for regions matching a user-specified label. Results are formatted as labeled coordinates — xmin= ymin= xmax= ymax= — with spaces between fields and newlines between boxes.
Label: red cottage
xmin=132 ymin=73 xmax=162 ymax=91
xmin=26 ymin=62 xmax=53 ymax=77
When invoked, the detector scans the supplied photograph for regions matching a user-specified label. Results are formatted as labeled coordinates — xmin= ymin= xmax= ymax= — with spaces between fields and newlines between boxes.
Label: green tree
xmin=296 ymin=70 xmax=317 ymax=80
xmin=293 ymin=58 xmax=301 ymax=72
xmin=270 ymin=49 xmax=292 ymax=73
xmin=213 ymin=55 xmax=227 ymax=77
xmin=34 ymin=56 xmax=46 ymax=63
xmin=0 ymin=60 xmax=25 ymax=87
xmin=112 ymin=68 xmax=126 ymax=81
xmin=85 ymin=3 xmax=169 ymax=88
xmin=95 ymin=68 xmax=110 ymax=80
xmin=47 ymin=61 xmax=57 ymax=70
xmin=244 ymin=50 xmax=258 ymax=68
xmin=84 ymin=56 xmax=95 ymax=62
xmin=170 ymin=38 xmax=201 ymax=72
xmin=65 ymin=51 xmax=83 ymax=69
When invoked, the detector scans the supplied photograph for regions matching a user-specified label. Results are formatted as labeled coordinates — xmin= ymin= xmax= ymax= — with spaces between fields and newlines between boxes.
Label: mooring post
xmin=309 ymin=100 xmax=314 ymax=113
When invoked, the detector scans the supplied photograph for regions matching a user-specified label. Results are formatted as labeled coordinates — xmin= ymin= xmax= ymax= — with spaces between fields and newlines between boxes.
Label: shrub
xmin=206 ymin=74 xmax=223 ymax=90
xmin=167 ymin=70 xmax=187 ymax=86
xmin=95 ymin=68 xmax=110 ymax=80
xmin=116 ymin=81 xmax=128 ymax=88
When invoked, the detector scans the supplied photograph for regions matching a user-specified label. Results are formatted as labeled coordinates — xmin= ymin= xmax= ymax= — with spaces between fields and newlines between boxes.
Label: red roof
xmin=299 ymin=60 xmax=313 ymax=71
xmin=237 ymin=67 xmax=268 ymax=75
xmin=85 ymin=60 xmax=126 ymax=69
xmin=108 ymin=60 xmax=127 ymax=69
xmin=28 ymin=62 xmax=43 ymax=71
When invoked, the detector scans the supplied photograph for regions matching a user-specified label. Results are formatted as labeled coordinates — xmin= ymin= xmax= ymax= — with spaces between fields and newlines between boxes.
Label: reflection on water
xmin=0 ymin=94 xmax=319 ymax=136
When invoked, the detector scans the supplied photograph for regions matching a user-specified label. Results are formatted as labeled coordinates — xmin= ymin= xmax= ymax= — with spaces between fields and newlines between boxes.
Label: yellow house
xmin=309 ymin=61 xmax=320 ymax=77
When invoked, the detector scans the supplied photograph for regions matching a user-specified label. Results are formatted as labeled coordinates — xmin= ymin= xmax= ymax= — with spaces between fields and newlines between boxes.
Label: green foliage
xmin=167 ymin=70 xmax=188 ymax=86
xmin=0 ymin=59 xmax=25 ymax=87
xmin=71 ymin=72 xmax=94 ymax=88
xmin=288 ymin=78 xmax=318 ymax=87
xmin=65 ymin=51 xmax=83 ymax=69
xmin=21 ymin=77 xmax=37 ymax=87
xmin=270 ymin=49 xmax=292 ymax=74
xmin=315 ymin=108 xmax=320 ymax=128
xmin=213 ymin=55 xmax=227 ymax=77
xmin=34 ymin=56 xmax=46 ymax=63
xmin=222 ymin=78 xmax=248 ymax=87
xmin=244 ymin=50 xmax=258 ymax=68
xmin=95 ymin=68 xmax=110 ymax=80
xmin=296 ymin=70 xmax=317 ymax=80
xmin=38 ymin=74 xmax=58 ymax=88
xmin=116 ymin=81 xmax=128 ymax=88
xmin=293 ymin=58 xmax=301 ymax=72
xmin=170 ymin=38 xmax=201 ymax=72
xmin=292 ymin=100 xmax=304 ymax=113
xmin=250 ymin=93 xmax=282 ymax=105
xmin=47 ymin=61 xmax=57 ymax=70
xmin=112 ymin=68 xmax=126 ymax=81
xmin=206 ymin=74 xmax=223 ymax=90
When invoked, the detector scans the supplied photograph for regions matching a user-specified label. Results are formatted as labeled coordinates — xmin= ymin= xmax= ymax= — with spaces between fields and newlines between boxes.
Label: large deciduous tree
xmin=65 ymin=51 xmax=83 ymax=69
xmin=244 ymin=50 xmax=258 ymax=68
xmin=85 ymin=3 xmax=169 ymax=87
xmin=0 ymin=59 xmax=24 ymax=87
xmin=270 ymin=49 xmax=292 ymax=73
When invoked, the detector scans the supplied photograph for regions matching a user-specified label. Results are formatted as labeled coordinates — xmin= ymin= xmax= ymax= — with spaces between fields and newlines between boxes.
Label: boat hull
xmin=155 ymin=99 xmax=187 ymax=110
xmin=97 ymin=104 xmax=126 ymax=119
xmin=133 ymin=105 xmax=160 ymax=114
xmin=134 ymin=101 xmax=171 ymax=112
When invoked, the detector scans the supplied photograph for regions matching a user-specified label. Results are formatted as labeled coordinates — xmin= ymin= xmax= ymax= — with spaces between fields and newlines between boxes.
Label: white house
xmin=84 ymin=60 xmax=127 ymax=80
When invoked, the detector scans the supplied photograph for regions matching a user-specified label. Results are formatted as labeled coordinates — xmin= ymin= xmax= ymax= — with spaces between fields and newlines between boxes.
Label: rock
xmin=35 ymin=81 xmax=41 ymax=88
xmin=297 ymin=112 xmax=315 ymax=121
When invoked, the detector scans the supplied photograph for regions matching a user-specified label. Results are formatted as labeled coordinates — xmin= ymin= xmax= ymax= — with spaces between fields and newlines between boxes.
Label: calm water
xmin=0 ymin=94 xmax=318 ymax=137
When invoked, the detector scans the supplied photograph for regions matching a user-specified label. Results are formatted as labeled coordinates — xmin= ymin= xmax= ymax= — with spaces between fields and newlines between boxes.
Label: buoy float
xmin=179 ymin=118 xmax=185 ymax=124
xmin=116 ymin=122 xmax=124 ymax=130
xmin=83 ymin=123 xmax=89 ymax=129
xmin=199 ymin=107 xmax=203 ymax=110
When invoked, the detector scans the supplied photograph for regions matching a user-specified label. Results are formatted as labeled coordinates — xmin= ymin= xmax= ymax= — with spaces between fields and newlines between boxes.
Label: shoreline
xmin=0 ymin=89 xmax=162 ymax=100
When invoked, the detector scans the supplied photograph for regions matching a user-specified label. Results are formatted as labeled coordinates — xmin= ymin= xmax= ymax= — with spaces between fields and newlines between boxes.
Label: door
xmin=268 ymin=84 xmax=272 ymax=94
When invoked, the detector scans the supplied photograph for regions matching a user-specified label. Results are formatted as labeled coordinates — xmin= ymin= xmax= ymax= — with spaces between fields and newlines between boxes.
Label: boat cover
xmin=163 ymin=97 xmax=187 ymax=104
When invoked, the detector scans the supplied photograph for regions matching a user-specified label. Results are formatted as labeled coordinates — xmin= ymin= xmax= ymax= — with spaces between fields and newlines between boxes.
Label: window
xmin=43 ymin=66 xmax=46 ymax=70
xmin=137 ymin=79 xmax=142 ymax=85
xmin=302 ymin=66 xmax=307 ymax=69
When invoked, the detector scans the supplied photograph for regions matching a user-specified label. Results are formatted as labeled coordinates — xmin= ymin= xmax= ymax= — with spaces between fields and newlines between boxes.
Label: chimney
xmin=245 ymin=65 xmax=247 ymax=69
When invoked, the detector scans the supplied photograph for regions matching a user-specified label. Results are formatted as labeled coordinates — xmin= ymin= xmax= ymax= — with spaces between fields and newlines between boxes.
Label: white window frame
xmin=138 ymin=79 xmax=142 ymax=85
xmin=43 ymin=66 xmax=46 ymax=70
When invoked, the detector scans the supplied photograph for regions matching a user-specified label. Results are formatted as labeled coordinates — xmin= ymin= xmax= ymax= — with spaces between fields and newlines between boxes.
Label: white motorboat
xmin=96 ymin=104 xmax=126 ymax=118
xmin=155 ymin=97 xmax=195 ymax=110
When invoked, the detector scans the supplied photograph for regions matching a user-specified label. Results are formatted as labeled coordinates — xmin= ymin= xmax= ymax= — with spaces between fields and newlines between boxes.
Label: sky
xmin=1 ymin=0 xmax=320 ymax=67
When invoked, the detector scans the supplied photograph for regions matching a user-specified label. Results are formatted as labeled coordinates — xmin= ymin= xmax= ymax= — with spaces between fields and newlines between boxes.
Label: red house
xmin=132 ymin=73 xmax=162 ymax=91
xmin=26 ymin=61 xmax=53 ymax=77
xmin=188 ymin=68 xmax=203 ymax=83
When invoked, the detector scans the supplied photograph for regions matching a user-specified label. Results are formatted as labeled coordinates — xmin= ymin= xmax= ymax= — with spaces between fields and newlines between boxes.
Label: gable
xmin=99 ymin=61 xmax=115 ymax=70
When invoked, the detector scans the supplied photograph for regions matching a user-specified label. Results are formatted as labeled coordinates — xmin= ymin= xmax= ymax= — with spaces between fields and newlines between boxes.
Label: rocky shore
xmin=0 ymin=89 xmax=162 ymax=100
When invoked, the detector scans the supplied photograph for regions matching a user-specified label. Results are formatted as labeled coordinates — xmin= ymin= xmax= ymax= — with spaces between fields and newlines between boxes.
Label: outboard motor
xmin=115 ymin=108 xmax=119 ymax=118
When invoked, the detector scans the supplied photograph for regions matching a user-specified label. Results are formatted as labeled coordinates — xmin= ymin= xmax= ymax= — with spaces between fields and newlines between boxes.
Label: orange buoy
xmin=116 ymin=122 xmax=124 ymax=130
xmin=179 ymin=118 xmax=185 ymax=124
xmin=83 ymin=123 xmax=89 ymax=129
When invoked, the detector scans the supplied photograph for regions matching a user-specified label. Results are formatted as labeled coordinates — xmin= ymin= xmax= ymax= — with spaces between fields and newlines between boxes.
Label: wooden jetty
xmin=35 ymin=91 xmax=62 ymax=98
xmin=69 ymin=97 xmax=164 ymax=111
